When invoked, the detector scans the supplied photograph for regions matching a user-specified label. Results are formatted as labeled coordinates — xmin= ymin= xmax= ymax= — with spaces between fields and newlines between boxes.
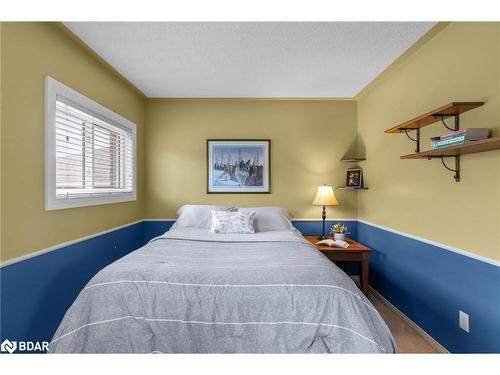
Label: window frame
xmin=45 ymin=76 xmax=137 ymax=210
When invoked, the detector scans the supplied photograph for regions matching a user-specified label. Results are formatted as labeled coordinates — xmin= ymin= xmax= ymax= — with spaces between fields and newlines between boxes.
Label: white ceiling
xmin=64 ymin=22 xmax=435 ymax=98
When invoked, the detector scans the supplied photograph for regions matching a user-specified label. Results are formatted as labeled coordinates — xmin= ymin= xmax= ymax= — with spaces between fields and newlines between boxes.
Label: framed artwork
xmin=207 ymin=139 xmax=270 ymax=193
xmin=345 ymin=168 xmax=363 ymax=189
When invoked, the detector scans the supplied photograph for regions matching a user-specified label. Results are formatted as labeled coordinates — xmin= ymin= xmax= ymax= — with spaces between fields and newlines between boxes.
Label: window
xmin=45 ymin=77 xmax=136 ymax=210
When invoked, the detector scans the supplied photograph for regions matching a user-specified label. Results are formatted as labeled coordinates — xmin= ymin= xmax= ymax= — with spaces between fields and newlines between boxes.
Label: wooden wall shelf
xmin=401 ymin=137 xmax=500 ymax=159
xmin=385 ymin=102 xmax=484 ymax=133
xmin=384 ymin=101 xmax=491 ymax=182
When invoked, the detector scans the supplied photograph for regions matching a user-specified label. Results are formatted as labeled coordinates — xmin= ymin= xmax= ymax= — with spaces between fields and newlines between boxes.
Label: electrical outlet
xmin=459 ymin=310 xmax=469 ymax=333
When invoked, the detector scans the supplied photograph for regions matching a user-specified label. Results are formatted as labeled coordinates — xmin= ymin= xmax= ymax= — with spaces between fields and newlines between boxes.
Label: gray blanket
xmin=49 ymin=228 xmax=396 ymax=353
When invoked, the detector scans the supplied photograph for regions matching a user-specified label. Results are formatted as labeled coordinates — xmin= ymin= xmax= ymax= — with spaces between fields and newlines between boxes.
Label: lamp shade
xmin=312 ymin=185 xmax=339 ymax=206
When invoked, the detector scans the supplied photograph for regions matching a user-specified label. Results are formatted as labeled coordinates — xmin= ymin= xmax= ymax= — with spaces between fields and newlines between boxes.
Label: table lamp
xmin=312 ymin=184 xmax=339 ymax=239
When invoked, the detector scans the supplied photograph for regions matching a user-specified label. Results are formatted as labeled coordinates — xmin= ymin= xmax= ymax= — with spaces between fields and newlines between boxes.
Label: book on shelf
xmin=430 ymin=136 xmax=440 ymax=148
xmin=431 ymin=136 xmax=465 ymax=148
xmin=430 ymin=128 xmax=490 ymax=149
xmin=440 ymin=128 xmax=490 ymax=141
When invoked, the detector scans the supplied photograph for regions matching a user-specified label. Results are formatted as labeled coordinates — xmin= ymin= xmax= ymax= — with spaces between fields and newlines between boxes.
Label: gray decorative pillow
xmin=210 ymin=210 xmax=256 ymax=234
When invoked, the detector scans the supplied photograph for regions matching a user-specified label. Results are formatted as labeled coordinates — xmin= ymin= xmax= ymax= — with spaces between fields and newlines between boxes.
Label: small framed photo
xmin=345 ymin=168 xmax=363 ymax=189
xmin=207 ymin=139 xmax=270 ymax=193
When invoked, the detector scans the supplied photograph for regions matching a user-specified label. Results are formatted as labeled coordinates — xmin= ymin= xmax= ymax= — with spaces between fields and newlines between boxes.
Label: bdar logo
xmin=1 ymin=339 xmax=17 ymax=354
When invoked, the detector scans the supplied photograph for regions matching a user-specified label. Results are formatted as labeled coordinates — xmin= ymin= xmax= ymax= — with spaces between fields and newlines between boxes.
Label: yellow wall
xmin=2 ymin=22 xmax=498 ymax=264
xmin=145 ymin=99 xmax=358 ymax=219
xmin=1 ymin=23 xmax=146 ymax=262
xmin=356 ymin=22 xmax=500 ymax=261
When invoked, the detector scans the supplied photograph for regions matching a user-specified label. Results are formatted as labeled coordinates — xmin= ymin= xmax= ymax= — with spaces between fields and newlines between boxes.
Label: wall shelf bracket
xmin=427 ymin=155 xmax=460 ymax=182
xmin=433 ymin=114 xmax=459 ymax=132
xmin=404 ymin=128 xmax=420 ymax=153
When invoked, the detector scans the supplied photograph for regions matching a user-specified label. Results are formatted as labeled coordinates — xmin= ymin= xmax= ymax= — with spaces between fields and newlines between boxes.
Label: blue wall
xmin=358 ymin=221 xmax=500 ymax=353
xmin=0 ymin=222 xmax=143 ymax=351
xmin=2 ymin=219 xmax=351 ymax=350
xmin=0 ymin=219 xmax=354 ymax=351
xmin=141 ymin=220 xmax=174 ymax=245
xmin=2 ymin=218 xmax=498 ymax=353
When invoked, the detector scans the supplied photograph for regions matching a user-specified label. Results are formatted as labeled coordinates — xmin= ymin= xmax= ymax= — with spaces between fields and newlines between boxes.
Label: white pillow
xmin=210 ymin=210 xmax=256 ymax=234
xmin=172 ymin=205 xmax=236 ymax=229
xmin=238 ymin=207 xmax=294 ymax=232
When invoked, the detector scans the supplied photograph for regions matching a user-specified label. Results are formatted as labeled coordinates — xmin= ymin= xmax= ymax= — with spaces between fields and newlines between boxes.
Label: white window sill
xmin=46 ymin=192 xmax=136 ymax=210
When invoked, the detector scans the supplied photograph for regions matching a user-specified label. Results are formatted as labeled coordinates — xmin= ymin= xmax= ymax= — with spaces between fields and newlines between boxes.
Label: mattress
xmin=49 ymin=228 xmax=396 ymax=353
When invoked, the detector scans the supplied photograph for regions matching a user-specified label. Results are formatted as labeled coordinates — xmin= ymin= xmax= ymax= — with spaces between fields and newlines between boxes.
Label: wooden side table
xmin=304 ymin=236 xmax=371 ymax=297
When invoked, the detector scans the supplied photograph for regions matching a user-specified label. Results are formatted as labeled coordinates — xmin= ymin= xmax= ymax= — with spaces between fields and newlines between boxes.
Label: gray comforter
xmin=49 ymin=228 xmax=396 ymax=353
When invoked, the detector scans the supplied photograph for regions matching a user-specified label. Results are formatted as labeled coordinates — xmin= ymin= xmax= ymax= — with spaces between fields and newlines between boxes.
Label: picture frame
xmin=345 ymin=168 xmax=363 ymax=189
xmin=207 ymin=139 xmax=270 ymax=193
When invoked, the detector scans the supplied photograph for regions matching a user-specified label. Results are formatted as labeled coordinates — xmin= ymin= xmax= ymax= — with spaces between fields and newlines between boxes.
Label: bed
xmin=49 ymin=206 xmax=396 ymax=353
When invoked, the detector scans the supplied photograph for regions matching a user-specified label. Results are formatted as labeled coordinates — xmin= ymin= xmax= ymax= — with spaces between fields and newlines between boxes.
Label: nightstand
xmin=304 ymin=236 xmax=371 ymax=297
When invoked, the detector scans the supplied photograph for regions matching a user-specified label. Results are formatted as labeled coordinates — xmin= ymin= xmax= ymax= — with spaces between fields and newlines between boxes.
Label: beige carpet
xmin=370 ymin=293 xmax=443 ymax=353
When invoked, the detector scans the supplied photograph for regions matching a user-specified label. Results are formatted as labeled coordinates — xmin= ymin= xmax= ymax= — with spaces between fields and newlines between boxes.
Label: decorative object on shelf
xmin=331 ymin=222 xmax=349 ymax=240
xmin=345 ymin=168 xmax=363 ymax=189
xmin=207 ymin=139 xmax=270 ymax=193
xmin=337 ymin=159 xmax=368 ymax=190
xmin=312 ymin=185 xmax=339 ymax=240
xmin=383 ymin=102 xmax=500 ymax=182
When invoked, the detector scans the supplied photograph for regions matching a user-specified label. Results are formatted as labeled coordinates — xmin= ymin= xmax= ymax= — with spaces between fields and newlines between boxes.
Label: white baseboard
xmin=369 ymin=286 xmax=449 ymax=354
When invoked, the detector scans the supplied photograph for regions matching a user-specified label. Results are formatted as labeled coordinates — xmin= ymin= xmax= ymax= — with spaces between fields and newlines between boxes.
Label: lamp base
xmin=318 ymin=206 xmax=327 ymax=240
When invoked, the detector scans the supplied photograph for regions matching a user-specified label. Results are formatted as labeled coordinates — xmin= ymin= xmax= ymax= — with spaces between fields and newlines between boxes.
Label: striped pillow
xmin=210 ymin=210 xmax=256 ymax=234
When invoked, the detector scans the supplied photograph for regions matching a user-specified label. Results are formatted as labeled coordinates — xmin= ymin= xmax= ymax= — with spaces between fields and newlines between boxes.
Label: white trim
xmin=142 ymin=218 xmax=177 ymax=221
xmin=45 ymin=76 xmax=137 ymax=211
xmin=3 ymin=218 xmax=498 ymax=270
xmin=0 ymin=220 xmax=143 ymax=268
xmin=358 ymin=219 xmax=500 ymax=268
xmin=369 ymin=287 xmax=448 ymax=353
xmin=1 ymin=218 xmax=341 ymax=267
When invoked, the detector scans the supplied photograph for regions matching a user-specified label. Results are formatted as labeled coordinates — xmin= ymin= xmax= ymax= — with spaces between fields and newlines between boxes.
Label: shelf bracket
xmin=433 ymin=114 xmax=459 ymax=132
xmin=403 ymin=128 xmax=420 ymax=153
xmin=427 ymin=155 xmax=460 ymax=182
xmin=422 ymin=114 xmax=461 ymax=181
